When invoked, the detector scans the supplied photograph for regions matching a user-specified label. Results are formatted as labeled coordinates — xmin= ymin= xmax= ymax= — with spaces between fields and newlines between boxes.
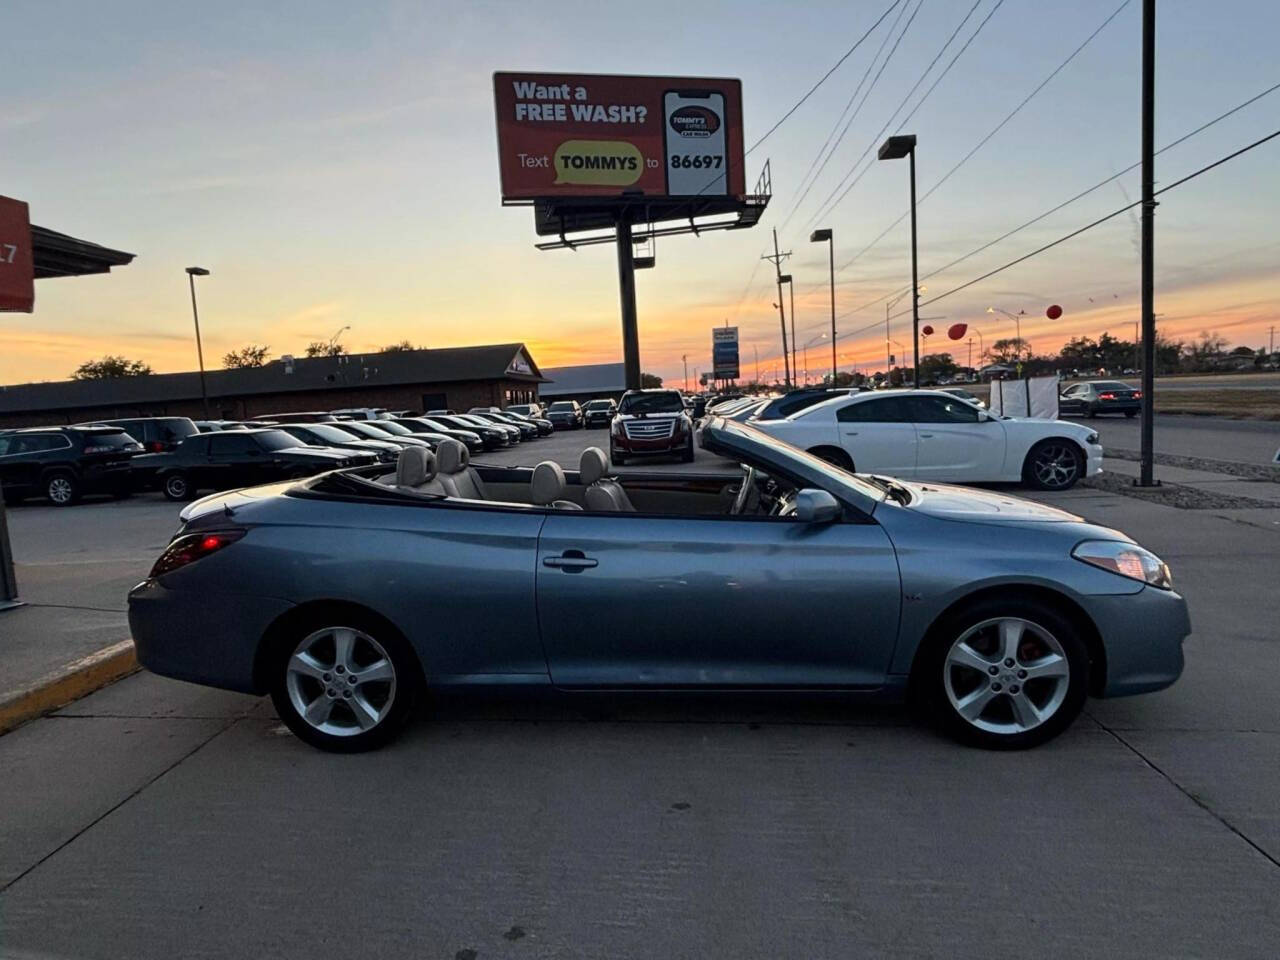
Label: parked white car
xmin=751 ymin=389 xmax=1102 ymax=490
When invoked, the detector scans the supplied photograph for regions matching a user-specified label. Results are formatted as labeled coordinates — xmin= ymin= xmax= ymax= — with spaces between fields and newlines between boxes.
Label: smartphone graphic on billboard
xmin=663 ymin=90 xmax=728 ymax=196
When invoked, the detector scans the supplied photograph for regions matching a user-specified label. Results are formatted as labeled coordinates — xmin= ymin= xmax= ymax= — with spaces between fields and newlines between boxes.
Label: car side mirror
xmin=794 ymin=488 xmax=841 ymax=524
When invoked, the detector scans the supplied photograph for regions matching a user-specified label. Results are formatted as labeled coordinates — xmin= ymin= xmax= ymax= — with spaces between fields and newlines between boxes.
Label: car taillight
xmin=148 ymin=441 xmax=165 ymax=452
xmin=1099 ymin=393 xmax=1115 ymax=400
xmin=83 ymin=444 xmax=118 ymax=454
xmin=1132 ymin=391 xmax=1142 ymax=399
xmin=150 ymin=530 xmax=245 ymax=578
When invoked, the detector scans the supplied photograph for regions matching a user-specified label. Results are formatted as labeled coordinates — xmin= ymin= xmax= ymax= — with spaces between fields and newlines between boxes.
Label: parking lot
xmin=2 ymin=426 xmax=1278 ymax=958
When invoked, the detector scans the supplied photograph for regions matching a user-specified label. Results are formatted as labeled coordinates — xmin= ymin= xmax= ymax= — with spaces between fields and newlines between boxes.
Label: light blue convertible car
xmin=129 ymin=418 xmax=1188 ymax=752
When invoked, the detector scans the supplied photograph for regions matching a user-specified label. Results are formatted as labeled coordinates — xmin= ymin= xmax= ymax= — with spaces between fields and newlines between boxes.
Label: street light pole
xmin=810 ymin=229 xmax=837 ymax=385
xmin=878 ymin=135 xmax=920 ymax=386
xmin=682 ymin=354 xmax=688 ymax=394
xmin=185 ymin=266 xmax=211 ymax=419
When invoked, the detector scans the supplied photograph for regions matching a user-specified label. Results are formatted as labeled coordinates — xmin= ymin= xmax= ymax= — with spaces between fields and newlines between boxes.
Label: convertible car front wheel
xmin=919 ymin=598 xmax=1089 ymax=750
xmin=268 ymin=613 xmax=419 ymax=752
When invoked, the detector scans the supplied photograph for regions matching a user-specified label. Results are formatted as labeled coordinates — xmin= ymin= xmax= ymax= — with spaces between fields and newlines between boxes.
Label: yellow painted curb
xmin=0 ymin=639 xmax=139 ymax=735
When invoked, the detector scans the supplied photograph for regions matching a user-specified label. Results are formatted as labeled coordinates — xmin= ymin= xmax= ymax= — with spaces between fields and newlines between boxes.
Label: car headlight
xmin=1086 ymin=431 xmax=1100 ymax=445
xmin=1072 ymin=540 xmax=1172 ymax=589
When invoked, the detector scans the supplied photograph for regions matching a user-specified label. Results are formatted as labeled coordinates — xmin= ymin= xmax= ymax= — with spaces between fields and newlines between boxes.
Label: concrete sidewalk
xmin=0 ymin=604 xmax=137 ymax=733
xmin=1102 ymin=456 xmax=1280 ymax=505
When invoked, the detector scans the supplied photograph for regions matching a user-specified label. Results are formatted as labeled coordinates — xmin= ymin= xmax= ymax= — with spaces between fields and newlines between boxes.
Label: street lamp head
xmin=877 ymin=134 xmax=917 ymax=161
xmin=986 ymin=306 xmax=996 ymax=314
xmin=185 ymin=266 xmax=210 ymax=277
xmin=810 ymin=228 xmax=832 ymax=243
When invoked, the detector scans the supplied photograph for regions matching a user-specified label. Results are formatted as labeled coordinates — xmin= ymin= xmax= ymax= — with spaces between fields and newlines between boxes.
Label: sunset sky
xmin=4 ymin=0 xmax=1279 ymax=387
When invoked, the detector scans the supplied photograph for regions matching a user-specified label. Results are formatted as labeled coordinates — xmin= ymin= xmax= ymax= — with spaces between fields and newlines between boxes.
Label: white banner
xmin=989 ymin=375 xmax=1061 ymax=419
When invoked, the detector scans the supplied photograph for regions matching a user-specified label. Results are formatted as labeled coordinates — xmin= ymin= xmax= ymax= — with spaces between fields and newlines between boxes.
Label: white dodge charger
xmin=750 ymin=389 xmax=1102 ymax=490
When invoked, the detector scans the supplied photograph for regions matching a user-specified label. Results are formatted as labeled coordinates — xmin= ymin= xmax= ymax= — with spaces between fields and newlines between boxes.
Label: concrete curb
xmin=0 ymin=639 xmax=138 ymax=736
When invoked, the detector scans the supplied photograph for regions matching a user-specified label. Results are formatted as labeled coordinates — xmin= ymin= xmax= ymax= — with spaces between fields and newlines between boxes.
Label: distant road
xmin=1090 ymin=415 xmax=1279 ymax=464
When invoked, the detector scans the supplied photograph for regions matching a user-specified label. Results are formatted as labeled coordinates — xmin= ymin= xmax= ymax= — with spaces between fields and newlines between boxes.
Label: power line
xmin=780 ymin=0 xmax=912 ymax=230
xmin=801 ymin=0 xmax=931 ymax=226
xmin=904 ymin=127 xmax=1280 ymax=315
xmin=840 ymin=0 xmax=1133 ymax=273
xmin=755 ymin=126 xmax=1280 ymax=367
xmin=744 ymin=0 xmax=906 ymax=157
xmin=802 ymin=79 xmax=1280 ymax=340
xmin=809 ymin=0 xmax=1007 ymax=227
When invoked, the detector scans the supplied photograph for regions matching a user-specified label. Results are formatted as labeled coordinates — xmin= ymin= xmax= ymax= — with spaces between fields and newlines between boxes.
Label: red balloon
xmin=921 ymin=325 xmax=934 ymax=336
xmin=1046 ymin=304 xmax=1063 ymax=320
xmin=947 ymin=323 xmax=967 ymax=340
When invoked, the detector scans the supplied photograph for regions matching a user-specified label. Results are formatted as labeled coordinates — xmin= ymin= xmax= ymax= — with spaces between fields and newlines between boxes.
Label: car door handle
xmin=842 ymin=430 xmax=858 ymax=436
xmin=919 ymin=433 xmax=934 ymax=438
xmin=543 ymin=552 xmax=598 ymax=571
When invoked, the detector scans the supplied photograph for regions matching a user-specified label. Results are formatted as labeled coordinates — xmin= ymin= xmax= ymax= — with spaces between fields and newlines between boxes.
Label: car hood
xmin=893 ymin=479 xmax=1082 ymax=523
xmin=615 ymin=411 xmax=685 ymax=420
xmin=281 ymin=446 xmax=349 ymax=459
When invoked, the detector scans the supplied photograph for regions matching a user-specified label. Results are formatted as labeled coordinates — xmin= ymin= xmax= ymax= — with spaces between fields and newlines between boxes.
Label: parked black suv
xmin=0 ymin=426 xmax=142 ymax=506
xmin=131 ymin=429 xmax=369 ymax=501
xmin=582 ymin=398 xmax=618 ymax=429
xmin=88 ymin=416 xmax=199 ymax=452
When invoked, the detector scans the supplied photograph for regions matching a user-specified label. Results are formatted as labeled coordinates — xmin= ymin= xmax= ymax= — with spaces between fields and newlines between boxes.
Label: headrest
xmin=531 ymin=460 xmax=567 ymax=506
xmin=435 ymin=437 xmax=469 ymax=474
xmin=580 ymin=446 xmax=609 ymax=485
xmin=395 ymin=446 xmax=435 ymax=487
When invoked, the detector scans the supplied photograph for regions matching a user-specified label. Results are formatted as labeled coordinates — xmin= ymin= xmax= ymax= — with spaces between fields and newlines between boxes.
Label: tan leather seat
xmin=581 ymin=446 xmax=634 ymax=512
xmin=394 ymin=447 xmax=447 ymax=496
xmin=435 ymin=438 xmax=488 ymax=499
xmin=531 ymin=461 xmax=582 ymax=510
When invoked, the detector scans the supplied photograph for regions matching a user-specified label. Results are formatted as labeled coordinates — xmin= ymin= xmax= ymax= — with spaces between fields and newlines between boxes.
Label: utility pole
xmin=617 ymin=217 xmax=641 ymax=391
xmin=1137 ymin=0 xmax=1157 ymax=487
xmin=762 ymin=229 xmax=792 ymax=388
xmin=1268 ymin=325 xmax=1275 ymax=356
xmin=788 ymin=277 xmax=797 ymax=388
xmin=967 ymin=337 xmax=973 ymax=371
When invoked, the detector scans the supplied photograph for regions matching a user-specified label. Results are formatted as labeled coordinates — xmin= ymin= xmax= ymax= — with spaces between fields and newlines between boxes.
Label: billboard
xmin=712 ymin=327 xmax=739 ymax=380
xmin=0 ymin=196 xmax=34 ymax=313
xmin=494 ymin=72 xmax=745 ymax=201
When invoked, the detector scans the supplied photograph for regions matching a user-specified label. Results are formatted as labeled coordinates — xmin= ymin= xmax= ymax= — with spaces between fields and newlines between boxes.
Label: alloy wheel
xmin=1032 ymin=443 xmax=1080 ymax=489
xmin=285 ymin=626 xmax=397 ymax=737
xmin=47 ymin=476 xmax=74 ymax=504
xmin=165 ymin=475 xmax=188 ymax=498
xmin=943 ymin=617 xmax=1070 ymax=735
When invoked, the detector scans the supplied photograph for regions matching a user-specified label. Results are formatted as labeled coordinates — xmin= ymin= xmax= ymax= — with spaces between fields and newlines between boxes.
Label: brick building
xmin=0 ymin=343 xmax=545 ymax=428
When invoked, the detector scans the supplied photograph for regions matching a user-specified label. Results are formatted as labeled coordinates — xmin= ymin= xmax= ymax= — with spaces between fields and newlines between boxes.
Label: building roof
xmin=32 ymin=225 xmax=135 ymax=279
xmin=539 ymin=362 xmax=625 ymax=397
xmin=0 ymin=343 xmax=544 ymax=414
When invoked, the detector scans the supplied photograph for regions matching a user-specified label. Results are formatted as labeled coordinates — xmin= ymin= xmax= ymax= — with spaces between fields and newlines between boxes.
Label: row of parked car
xmin=0 ymin=405 xmax=561 ymax=506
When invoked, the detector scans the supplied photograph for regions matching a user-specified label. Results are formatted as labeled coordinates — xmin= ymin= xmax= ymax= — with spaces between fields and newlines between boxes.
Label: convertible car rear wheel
xmin=269 ymin=616 xmax=418 ymax=752
xmin=921 ymin=599 xmax=1088 ymax=749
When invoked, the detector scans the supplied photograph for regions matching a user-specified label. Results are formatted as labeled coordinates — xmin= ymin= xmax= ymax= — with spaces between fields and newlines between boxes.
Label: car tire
xmin=917 ymin=597 xmax=1089 ymax=750
xmin=682 ymin=438 xmax=695 ymax=463
xmin=808 ymin=446 xmax=854 ymax=471
xmin=268 ymin=611 xmax=419 ymax=753
xmin=3 ymin=490 xmax=25 ymax=506
xmin=1022 ymin=439 xmax=1084 ymax=491
xmin=1125 ymin=410 xmax=1137 ymax=418
xmin=1086 ymin=403 xmax=1099 ymax=419
xmin=45 ymin=471 xmax=80 ymax=506
xmin=162 ymin=472 xmax=194 ymax=501
xmin=612 ymin=451 xmax=627 ymax=467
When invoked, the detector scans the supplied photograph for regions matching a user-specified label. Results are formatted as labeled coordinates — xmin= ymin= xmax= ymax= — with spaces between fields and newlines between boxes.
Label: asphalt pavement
xmin=0 ymin=430 xmax=1278 ymax=957
xmin=1087 ymin=413 xmax=1280 ymax=465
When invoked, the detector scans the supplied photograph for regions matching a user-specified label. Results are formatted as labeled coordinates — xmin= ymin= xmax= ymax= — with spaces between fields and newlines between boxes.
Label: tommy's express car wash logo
xmin=668 ymin=106 xmax=720 ymax=138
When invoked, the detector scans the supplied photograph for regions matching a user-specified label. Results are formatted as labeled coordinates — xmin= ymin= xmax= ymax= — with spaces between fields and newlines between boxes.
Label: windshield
xmin=548 ymin=402 xmax=575 ymax=412
xmin=619 ymin=392 xmax=683 ymax=414
xmin=337 ymin=422 xmax=391 ymax=439
xmin=306 ymin=424 xmax=361 ymax=443
xmin=254 ymin=430 xmax=302 ymax=451
xmin=372 ymin=421 xmax=412 ymax=436
xmin=707 ymin=418 xmax=887 ymax=504
xmin=584 ymin=400 xmax=613 ymax=410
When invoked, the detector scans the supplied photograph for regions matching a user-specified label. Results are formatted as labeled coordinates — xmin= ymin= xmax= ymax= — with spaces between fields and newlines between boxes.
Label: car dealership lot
xmin=2 ymin=433 xmax=1278 ymax=956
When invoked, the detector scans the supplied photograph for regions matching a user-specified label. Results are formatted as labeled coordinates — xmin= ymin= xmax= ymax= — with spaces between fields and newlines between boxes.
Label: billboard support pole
xmin=1137 ymin=0 xmax=1158 ymax=487
xmin=616 ymin=215 xmax=642 ymax=391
